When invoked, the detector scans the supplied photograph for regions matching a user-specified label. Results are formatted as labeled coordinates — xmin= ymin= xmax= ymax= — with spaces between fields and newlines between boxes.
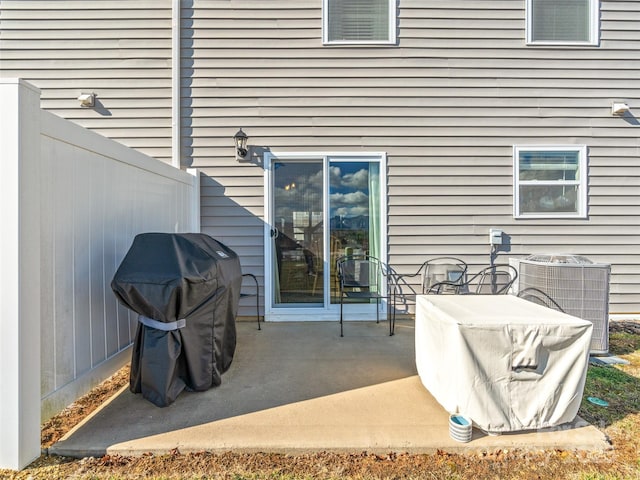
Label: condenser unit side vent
xmin=518 ymin=256 xmax=610 ymax=355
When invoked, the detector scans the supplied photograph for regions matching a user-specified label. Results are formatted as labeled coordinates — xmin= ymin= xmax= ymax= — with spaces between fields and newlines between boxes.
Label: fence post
xmin=0 ymin=79 xmax=42 ymax=470
xmin=187 ymin=168 xmax=201 ymax=232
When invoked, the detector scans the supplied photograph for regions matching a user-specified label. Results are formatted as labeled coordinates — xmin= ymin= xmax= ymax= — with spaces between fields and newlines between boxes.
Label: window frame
xmin=526 ymin=0 xmax=599 ymax=46
xmin=513 ymin=145 xmax=588 ymax=219
xmin=322 ymin=0 xmax=397 ymax=45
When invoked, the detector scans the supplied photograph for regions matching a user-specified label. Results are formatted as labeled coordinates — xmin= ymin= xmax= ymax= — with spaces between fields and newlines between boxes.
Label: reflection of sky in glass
xmin=274 ymin=162 xmax=323 ymax=220
xmin=330 ymin=163 xmax=369 ymax=219
xmin=274 ymin=162 xmax=370 ymax=220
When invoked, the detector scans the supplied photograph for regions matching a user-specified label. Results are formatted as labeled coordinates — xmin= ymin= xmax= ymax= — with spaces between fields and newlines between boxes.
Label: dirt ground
xmin=2 ymin=321 xmax=639 ymax=480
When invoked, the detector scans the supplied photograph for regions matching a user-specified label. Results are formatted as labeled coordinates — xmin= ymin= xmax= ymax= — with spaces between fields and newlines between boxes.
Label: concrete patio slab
xmin=50 ymin=320 xmax=609 ymax=458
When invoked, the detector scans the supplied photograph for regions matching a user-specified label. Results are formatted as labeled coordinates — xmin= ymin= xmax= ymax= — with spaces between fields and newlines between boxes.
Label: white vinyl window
xmin=514 ymin=146 xmax=587 ymax=218
xmin=526 ymin=0 xmax=599 ymax=45
xmin=323 ymin=0 xmax=396 ymax=45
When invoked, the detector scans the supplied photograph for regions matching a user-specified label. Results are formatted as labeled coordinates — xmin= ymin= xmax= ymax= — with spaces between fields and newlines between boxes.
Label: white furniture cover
xmin=416 ymin=295 xmax=593 ymax=433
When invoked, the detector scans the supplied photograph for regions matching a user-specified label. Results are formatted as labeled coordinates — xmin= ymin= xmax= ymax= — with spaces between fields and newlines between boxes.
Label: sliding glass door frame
xmin=263 ymin=151 xmax=388 ymax=322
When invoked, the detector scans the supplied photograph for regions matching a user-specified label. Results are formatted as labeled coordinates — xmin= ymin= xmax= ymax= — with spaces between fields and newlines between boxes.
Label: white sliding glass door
xmin=264 ymin=153 xmax=386 ymax=321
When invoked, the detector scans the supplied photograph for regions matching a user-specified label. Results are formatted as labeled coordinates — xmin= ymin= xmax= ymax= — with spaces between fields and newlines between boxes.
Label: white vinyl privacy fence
xmin=0 ymin=79 xmax=200 ymax=470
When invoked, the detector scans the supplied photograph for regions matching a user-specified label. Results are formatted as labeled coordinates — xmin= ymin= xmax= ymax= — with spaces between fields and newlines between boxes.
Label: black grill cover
xmin=111 ymin=233 xmax=241 ymax=407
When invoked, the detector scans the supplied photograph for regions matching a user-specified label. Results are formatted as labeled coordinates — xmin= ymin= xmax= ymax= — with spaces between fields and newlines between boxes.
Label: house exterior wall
xmin=1 ymin=1 xmax=638 ymax=314
xmin=183 ymin=0 xmax=640 ymax=314
xmin=0 ymin=0 xmax=174 ymax=162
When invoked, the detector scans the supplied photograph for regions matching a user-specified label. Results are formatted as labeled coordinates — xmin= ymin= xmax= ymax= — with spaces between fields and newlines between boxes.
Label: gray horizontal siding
xmin=0 ymin=1 xmax=173 ymax=162
xmin=187 ymin=0 xmax=640 ymax=314
xmin=2 ymin=1 xmax=638 ymax=314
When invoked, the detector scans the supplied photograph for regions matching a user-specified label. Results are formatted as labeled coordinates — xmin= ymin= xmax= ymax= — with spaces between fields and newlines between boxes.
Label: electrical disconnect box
xmin=489 ymin=228 xmax=503 ymax=245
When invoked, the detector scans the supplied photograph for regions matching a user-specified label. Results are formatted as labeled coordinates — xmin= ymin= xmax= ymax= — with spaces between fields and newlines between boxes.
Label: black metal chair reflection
xmin=429 ymin=264 xmax=518 ymax=295
xmin=336 ymin=255 xmax=393 ymax=337
xmin=390 ymin=257 xmax=468 ymax=317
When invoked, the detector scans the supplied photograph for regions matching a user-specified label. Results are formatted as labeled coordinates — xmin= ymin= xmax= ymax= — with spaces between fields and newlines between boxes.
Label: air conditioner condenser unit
xmin=517 ymin=254 xmax=611 ymax=355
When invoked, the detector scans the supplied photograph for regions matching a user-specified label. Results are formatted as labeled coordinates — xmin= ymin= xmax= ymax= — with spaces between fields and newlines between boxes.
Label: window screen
xmin=325 ymin=0 xmax=392 ymax=43
xmin=529 ymin=0 xmax=594 ymax=44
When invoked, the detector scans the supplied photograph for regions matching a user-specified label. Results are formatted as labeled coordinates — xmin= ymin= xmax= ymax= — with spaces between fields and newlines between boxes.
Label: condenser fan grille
xmin=518 ymin=257 xmax=610 ymax=355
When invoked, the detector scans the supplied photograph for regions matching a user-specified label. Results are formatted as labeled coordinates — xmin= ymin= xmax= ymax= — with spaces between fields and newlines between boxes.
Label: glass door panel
xmin=328 ymin=161 xmax=381 ymax=304
xmin=272 ymin=161 xmax=324 ymax=306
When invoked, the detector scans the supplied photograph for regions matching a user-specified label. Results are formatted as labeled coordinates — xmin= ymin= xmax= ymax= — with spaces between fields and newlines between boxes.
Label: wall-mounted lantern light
xmin=77 ymin=92 xmax=96 ymax=108
xmin=611 ymin=102 xmax=630 ymax=116
xmin=234 ymin=128 xmax=249 ymax=160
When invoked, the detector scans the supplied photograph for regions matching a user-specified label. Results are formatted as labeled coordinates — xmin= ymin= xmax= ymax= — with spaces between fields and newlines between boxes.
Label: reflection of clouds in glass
xmin=342 ymin=169 xmax=369 ymax=190
xmin=330 ymin=166 xmax=368 ymax=190
xmin=334 ymin=205 xmax=369 ymax=217
xmin=275 ymin=181 xmax=323 ymax=220
xmin=275 ymin=163 xmax=371 ymax=220
xmin=329 ymin=166 xmax=342 ymax=187
xmin=329 ymin=165 xmax=370 ymax=218
xmin=275 ymin=187 xmax=298 ymax=208
xmin=309 ymin=169 xmax=324 ymax=187
xmin=332 ymin=191 xmax=368 ymax=204
xmin=330 ymin=190 xmax=368 ymax=218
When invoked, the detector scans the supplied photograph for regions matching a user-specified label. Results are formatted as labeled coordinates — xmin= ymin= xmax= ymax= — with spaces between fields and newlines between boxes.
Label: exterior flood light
xmin=611 ymin=102 xmax=630 ymax=116
xmin=77 ymin=92 xmax=95 ymax=108
xmin=234 ymin=128 xmax=249 ymax=160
